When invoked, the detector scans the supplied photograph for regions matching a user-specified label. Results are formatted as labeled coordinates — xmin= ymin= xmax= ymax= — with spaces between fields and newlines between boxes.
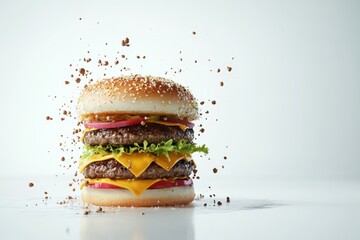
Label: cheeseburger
xmin=77 ymin=75 xmax=208 ymax=207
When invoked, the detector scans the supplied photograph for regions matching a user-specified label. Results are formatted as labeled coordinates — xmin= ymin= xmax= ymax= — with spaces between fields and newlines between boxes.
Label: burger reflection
xmin=80 ymin=205 xmax=194 ymax=240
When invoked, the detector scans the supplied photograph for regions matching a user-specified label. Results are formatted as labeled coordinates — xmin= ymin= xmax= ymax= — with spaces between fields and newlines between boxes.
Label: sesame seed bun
xmin=77 ymin=75 xmax=199 ymax=121
xmin=81 ymin=185 xmax=195 ymax=207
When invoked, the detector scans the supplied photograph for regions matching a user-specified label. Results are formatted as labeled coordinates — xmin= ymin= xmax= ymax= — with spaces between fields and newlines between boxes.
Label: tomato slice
xmin=88 ymin=183 xmax=120 ymax=189
xmin=84 ymin=118 xmax=144 ymax=129
xmin=87 ymin=179 xmax=193 ymax=190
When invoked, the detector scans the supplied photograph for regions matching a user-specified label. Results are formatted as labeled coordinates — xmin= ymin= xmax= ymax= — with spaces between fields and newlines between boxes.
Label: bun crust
xmin=78 ymin=75 xmax=199 ymax=121
xmin=81 ymin=185 xmax=195 ymax=207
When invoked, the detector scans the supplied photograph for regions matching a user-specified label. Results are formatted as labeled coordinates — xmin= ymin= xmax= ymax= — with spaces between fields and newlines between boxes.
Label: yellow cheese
xmin=155 ymin=154 xmax=192 ymax=171
xmin=80 ymin=178 xmax=167 ymax=196
xmin=79 ymin=152 xmax=191 ymax=177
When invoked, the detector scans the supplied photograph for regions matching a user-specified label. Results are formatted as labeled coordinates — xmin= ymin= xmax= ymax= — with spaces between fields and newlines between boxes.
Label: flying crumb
xmin=79 ymin=68 xmax=85 ymax=75
xmin=122 ymin=37 xmax=130 ymax=47
xmin=227 ymin=66 xmax=232 ymax=72
xmin=28 ymin=182 xmax=34 ymax=187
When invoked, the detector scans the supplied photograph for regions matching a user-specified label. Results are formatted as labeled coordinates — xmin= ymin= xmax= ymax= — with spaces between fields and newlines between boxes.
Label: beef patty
xmin=83 ymin=159 xmax=195 ymax=180
xmin=83 ymin=123 xmax=194 ymax=146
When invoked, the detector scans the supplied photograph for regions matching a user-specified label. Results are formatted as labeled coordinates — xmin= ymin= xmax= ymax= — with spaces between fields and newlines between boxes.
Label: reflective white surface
xmin=1 ymin=176 xmax=359 ymax=240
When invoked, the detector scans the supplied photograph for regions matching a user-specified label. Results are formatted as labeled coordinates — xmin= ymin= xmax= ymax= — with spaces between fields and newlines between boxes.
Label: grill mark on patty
xmin=83 ymin=123 xmax=194 ymax=146
xmin=83 ymin=159 xmax=195 ymax=179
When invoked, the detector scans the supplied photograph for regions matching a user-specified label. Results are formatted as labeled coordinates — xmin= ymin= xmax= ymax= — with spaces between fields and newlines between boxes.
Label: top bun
xmin=77 ymin=75 xmax=199 ymax=120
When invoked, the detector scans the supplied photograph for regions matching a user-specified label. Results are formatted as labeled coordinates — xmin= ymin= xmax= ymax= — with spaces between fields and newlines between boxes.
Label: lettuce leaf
xmin=82 ymin=139 xmax=208 ymax=161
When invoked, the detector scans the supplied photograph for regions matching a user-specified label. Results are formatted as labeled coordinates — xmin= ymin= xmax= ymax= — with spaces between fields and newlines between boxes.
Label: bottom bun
xmin=81 ymin=185 xmax=195 ymax=207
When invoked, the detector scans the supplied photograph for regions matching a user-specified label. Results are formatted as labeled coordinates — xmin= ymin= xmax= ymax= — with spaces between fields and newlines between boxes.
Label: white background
xmin=0 ymin=0 xmax=359 ymax=181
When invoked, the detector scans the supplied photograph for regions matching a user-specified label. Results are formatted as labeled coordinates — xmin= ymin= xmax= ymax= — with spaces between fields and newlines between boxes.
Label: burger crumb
xmin=28 ymin=182 xmax=34 ymax=187
xmin=226 ymin=196 xmax=231 ymax=203
xmin=213 ymin=168 xmax=218 ymax=174
xmin=46 ymin=116 xmax=53 ymax=120
xmin=75 ymin=78 xmax=81 ymax=83
xmin=96 ymin=207 xmax=103 ymax=213
xmin=200 ymin=101 xmax=205 ymax=105
xmin=224 ymin=156 xmax=227 ymax=160
xmin=203 ymin=203 xmax=207 ymax=207
xmin=122 ymin=37 xmax=130 ymax=47
xmin=65 ymin=81 xmax=70 ymax=85
xmin=217 ymin=68 xmax=221 ymax=73
xmin=217 ymin=201 xmax=222 ymax=206
xmin=141 ymin=212 xmax=145 ymax=215
xmin=227 ymin=66 xmax=232 ymax=72
xmin=84 ymin=210 xmax=90 ymax=215
xmin=211 ymin=100 xmax=216 ymax=105
xmin=61 ymin=157 xmax=65 ymax=161
xmin=79 ymin=68 xmax=85 ymax=75
xmin=192 ymin=31 xmax=196 ymax=35
xmin=220 ymin=81 xmax=224 ymax=86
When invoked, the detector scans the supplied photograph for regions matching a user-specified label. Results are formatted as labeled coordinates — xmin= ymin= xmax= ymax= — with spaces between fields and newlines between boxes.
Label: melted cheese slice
xmin=79 ymin=152 xmax=191 ymax=177
xmin=80 ymin=178 xmax=168 ymax=196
